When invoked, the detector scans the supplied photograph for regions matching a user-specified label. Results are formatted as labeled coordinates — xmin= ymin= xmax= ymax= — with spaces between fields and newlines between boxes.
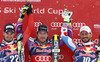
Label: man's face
xmin=80 ymin=31 xmax=92 ymax=43
xmin=3 ymin=31 xmax=15 ymax=42
xmin=37 ymin=30 xmax=48 ymax=43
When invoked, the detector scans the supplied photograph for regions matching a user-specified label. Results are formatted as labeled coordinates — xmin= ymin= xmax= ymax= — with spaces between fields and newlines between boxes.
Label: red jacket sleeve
xmin=23 ymin=14 xmax=34 ymax=46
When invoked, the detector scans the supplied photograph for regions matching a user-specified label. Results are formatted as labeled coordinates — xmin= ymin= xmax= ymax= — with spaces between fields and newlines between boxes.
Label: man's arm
xmin=16 ymin=3 xmax=34 ymax=46
xmin=16 ymin=3 xmax=30 ymax=34
xmin=60 ymin=9 xmax=76 ymax=51
xmin=61 ymin=23 xmax=76 ymax=51
xmin=16 ymin=19 xmax=23 ymax=34
xmin=23 ymin=13 xmax=34 ymax=46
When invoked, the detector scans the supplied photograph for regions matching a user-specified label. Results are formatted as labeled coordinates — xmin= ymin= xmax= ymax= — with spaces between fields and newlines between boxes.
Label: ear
xmin=90 ymin=32 xmax=92 ymax=37
xmin=13 ymin=33 xmax=15 ymax=36
xmin=47 ymin=33 xmax=49 ymax=36
xmin=79 ymin=32 xmax=81 ymax=36
xmin=3 ymin=32 xmax=5 ymax=36
xmin=12 ymin=32 xmax=15 ymax=36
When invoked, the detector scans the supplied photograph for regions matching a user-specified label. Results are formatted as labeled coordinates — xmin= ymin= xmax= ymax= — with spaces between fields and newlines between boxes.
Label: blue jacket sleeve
xmin=61 ymin=23 xmax=76 ymax=51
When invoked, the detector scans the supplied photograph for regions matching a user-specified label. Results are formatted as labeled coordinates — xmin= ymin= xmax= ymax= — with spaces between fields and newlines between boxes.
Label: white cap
xmin=80 ymin=26 xmax=91 ymax=33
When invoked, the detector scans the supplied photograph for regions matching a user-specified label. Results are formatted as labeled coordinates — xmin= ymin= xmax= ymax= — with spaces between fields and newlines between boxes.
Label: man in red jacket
xmin=16 ymin=3 xmax=72 ymax=62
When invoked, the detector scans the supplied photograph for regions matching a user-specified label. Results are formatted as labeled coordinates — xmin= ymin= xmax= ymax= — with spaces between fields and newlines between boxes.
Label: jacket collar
xmin=82 ymin=40 xmax=94 ymax=46
xmin=35 ymin=39 xmax=51 ymax=46
xmin=2 ymin=39 xmax=14 ymax=45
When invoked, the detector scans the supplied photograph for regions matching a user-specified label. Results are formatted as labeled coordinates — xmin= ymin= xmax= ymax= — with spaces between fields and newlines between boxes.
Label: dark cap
xmin=37 ymin=25 xmax=48 ymax=32
xmin=4 ymin=23 xmax=15 ymax=33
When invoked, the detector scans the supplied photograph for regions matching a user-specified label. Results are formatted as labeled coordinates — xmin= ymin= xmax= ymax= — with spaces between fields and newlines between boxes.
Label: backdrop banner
xmin=0 ymin=0 xmax=100 ymax=62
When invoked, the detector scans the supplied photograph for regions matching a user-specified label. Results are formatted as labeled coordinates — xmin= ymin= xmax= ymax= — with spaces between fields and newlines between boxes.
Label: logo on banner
xmin=35 ymin=55 xmax=64 ymax=61
xmin=13 ymin=22 xmax=42 ymax=27
xmin=73 ymin=39 xmax=81 ymax=44
xmin=28 ymin=55 xmax=31 ymax=62
xmin=1 ymin=0 xmax=41 ymax=2
xmin=94 ymin=39 xmax=98 ymax=44
xmin=12 ymin=23 xmax=16 ymax=26
xmin=59 ymin=54 xmax=64 ymax=60
xmin=0 ymin=7 xmax=1 ymax=13
xmin=94 ymin=24 xmax=100 ymax=28
xmin=73 ymin=22 xmax=86 ymax=30
xmin=51 ymin=22 xmax=62 ymax=27
xmin=35 ymin=56 xmax=52 ymax=61
xmin=34 ymin=22 xmax=42 ymax=27
xmin=73 ymin=39 xmax=98 ymax=44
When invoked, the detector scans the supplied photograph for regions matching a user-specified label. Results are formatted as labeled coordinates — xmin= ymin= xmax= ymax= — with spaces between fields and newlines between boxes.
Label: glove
xmin=19 ymin=3 xmax=31 ymax=19
xmin=62 ymin=9 xmax=72 ymax=23
xmin=27 ymin=4 xmax=33 ymax=15
xmin=17 ymin=33 xmax=23 ymax=41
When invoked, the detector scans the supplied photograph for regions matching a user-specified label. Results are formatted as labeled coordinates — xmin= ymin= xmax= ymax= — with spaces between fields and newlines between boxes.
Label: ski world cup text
xmin=4 ymin=7 xmax=16 ymax=13
xmin=1 ymin=7 xmax=64 ymax=15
